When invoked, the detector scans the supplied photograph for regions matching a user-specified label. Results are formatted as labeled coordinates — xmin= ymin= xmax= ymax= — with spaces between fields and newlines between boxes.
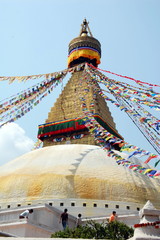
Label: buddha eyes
xmin=53 ymin=137 xmax=66 ymax=142
xmin=72 ymin=134 xmax=85 ymax=139
xmin=52 ymin=133 xmax=85 ymax=142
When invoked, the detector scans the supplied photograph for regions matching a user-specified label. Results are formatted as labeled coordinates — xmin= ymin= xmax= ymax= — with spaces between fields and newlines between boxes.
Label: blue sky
xmin=0 ymin=0 xmax=159 ymax=169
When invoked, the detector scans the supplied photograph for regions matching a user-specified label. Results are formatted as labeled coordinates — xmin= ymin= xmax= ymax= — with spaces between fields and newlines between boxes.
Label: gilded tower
xmin=38 ymin=19 xmax=123 ymax=147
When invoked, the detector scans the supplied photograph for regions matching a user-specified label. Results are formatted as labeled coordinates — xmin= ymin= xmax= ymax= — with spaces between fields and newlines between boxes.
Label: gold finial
xmin=79 ymin=18 xmax=93 ymax=37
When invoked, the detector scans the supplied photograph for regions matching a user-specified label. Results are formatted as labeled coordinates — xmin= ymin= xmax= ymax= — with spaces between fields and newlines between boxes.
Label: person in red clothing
xmin=109 ymin=211 xmax=117 ymax=222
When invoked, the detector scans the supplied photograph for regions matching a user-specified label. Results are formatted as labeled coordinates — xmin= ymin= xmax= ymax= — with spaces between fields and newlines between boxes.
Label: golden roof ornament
xmin=68 ymin=19 xmax=101 ymax=68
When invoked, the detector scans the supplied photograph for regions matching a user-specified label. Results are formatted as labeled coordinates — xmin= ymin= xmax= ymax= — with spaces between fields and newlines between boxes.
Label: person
xmin=59 ymin=209 xmax=68 ymax=230
xmin=76 ymin=213 xmax=82 ymax=227
xmin=19 ymin=209 xmax=33 ymax=219
xmin=109 ymin=211 xmax=117 ymax=222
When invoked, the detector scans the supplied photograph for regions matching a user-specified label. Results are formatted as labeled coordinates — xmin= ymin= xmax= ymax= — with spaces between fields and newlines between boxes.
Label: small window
xmin=93 ymin=203 xmax=97 ymax=207
xmin=49 ymin=203 xmax=52 ymax=206
xmin=7 ymin=205 xmax=10 ymax=208
xmin=17 ymin=204 xmax=21 ymax=207
xmin=71 ymin=202 xmax=75 ymax=206
xmin=105 ymin=204 xmax=108 ymax=208
xmin=126 ymin=206 xmax=130 ymax=210
xmin=116 ymin=205 xmax=119 ymax=209
xmin=137 ymin=207 xmax=140 ymax=211
xmin=60 ymin=202 xmax=64 ymax=206
xmin=83 ymin=203 xmax=86 ymax=207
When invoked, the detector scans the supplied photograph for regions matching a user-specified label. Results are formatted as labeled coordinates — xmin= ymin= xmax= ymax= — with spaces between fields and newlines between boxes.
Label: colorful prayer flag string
xmin=85 ymin=64 xmax=160 ymax=155
xmin=80 ymin=67 xmax=160 ymax=174
xmin=87 ymin=63 xmax=160 ymax=87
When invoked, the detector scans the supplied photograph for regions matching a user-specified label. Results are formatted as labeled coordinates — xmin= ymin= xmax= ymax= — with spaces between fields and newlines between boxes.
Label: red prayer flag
xmin=144 ymin=155 xmax=158 ymax=164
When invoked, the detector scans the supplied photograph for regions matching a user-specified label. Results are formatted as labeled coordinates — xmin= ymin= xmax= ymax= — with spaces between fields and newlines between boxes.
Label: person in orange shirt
xmin=109 ymin=211 xmax=117 ymax=222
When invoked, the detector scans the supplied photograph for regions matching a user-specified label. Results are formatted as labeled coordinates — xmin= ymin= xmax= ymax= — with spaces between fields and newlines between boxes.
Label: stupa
xmin=0 ymin=19 xmax=159 ymax=237
xmin=129 ymin=201 xmax=160 ymax=240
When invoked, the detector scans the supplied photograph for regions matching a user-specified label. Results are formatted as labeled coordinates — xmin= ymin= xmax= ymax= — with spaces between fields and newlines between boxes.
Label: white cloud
xmin=0 ymin=123 xmax=34 ymax=166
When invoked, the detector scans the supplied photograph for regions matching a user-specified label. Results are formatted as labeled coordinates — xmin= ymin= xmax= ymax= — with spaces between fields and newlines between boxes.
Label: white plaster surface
xmin=0 ymin=144 xmax=159 ymax=209
xmin=0 ymin=204 xmax=76 ymax=237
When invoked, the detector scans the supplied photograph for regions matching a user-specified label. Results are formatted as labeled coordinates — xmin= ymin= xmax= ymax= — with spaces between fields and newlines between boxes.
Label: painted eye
xmin=53 ymin=137 xmax=65 ymax=142
xmin=72 ymin=134 xmax=85 ymax=140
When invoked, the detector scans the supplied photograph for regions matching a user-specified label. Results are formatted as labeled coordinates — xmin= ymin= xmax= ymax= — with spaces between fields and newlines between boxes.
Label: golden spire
xmin=79 ymin=18 xmax=93 ymax=37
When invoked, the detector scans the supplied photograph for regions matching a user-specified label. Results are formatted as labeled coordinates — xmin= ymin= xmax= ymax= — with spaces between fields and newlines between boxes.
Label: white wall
xmin=0 ymin=203 xmax=139 ymax=238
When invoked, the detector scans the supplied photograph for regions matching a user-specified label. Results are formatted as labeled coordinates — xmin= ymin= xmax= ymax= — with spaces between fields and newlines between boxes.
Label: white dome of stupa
xmin=0 ymin=144 xmax=159 ymax=210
